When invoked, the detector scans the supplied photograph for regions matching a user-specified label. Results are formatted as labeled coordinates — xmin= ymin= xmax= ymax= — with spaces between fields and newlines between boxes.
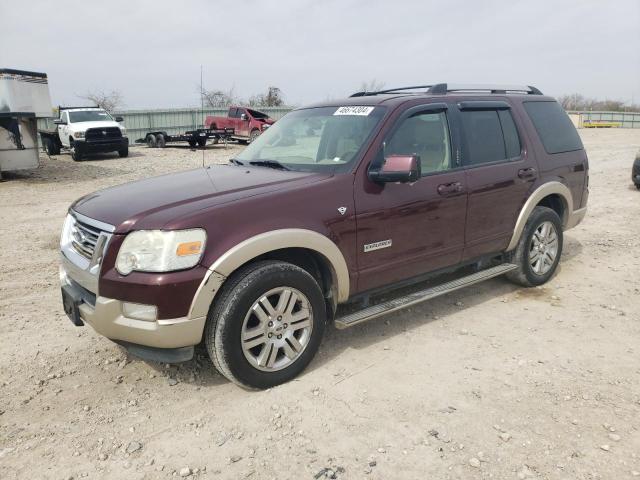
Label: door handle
xmin=518 ymin=167 xmax=537 ymax=179
xmin=437 ymin=181 xmax=463 ymax=196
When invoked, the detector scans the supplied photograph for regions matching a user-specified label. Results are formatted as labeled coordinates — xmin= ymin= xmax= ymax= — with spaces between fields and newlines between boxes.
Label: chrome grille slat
xmin=70 ymin=216 xmax=107 ymax=260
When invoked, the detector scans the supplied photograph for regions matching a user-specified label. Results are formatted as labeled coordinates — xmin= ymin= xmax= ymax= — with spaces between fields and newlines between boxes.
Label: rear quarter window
xmin=523 ymin=101 xmax=583 ymax=154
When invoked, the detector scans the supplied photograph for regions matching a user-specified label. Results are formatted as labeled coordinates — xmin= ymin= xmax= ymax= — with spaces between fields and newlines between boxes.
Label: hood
xmin=72 ymin=165 xmax=328 ymax=232
xmin=68 ymin=120 xmax=122 ymax=132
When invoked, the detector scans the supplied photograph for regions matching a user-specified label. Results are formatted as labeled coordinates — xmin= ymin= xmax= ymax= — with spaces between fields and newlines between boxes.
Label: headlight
xmin=116 ymin=229 xmax=206 ymax=275
xmin=73 ymin=131 xmax=85 ymax=139
xmin=120 ymin=127 xmax=127 ymax=136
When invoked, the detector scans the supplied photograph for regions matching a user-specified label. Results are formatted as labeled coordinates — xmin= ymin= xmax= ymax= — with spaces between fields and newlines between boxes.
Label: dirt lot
xmin=1 ymin=130 xmax=639 ymax=480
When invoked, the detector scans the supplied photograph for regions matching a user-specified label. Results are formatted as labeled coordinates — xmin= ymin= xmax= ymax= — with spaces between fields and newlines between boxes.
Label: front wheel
xmin=118 ymin=145 xmax=129 ymax=158
xmin=506 ymin=206 xmax=563 ymax=287
xmin=205 ymin=261 xmax=326 ymax=389
xmin=248 ymin=129 xmax=261 ymax=144
xmin=71 ymin=146 xmax=83 ymax=162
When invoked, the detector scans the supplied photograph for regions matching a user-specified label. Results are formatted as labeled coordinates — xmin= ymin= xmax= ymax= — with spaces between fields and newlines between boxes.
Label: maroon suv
xmin=60 ymin=83 xmax=588 ymax=389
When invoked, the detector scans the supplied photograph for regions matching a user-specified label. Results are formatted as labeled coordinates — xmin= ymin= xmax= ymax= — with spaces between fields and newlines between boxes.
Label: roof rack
xmin=350 ymin=85 xmax=435 ymax=97
xmin=349 ymin=83 xmax=543 ymax=97
xmin=58 ymin=105 xmax=100 ymax=110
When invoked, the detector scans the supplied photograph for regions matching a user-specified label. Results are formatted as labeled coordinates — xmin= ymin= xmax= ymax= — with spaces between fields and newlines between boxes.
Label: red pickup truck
xmin=205 ymin=106 xmax=275 ymax=144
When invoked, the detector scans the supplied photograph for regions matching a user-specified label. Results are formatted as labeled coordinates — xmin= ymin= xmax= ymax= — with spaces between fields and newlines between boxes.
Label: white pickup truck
xmin=40 ymin=107 xmax=128 ymax=161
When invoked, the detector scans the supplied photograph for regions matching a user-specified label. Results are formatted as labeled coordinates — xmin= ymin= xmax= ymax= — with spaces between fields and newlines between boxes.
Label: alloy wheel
xmin=241 ymin=287 xmax=313 ymax=372
xmin=529 ymin=221 xmax=558 ymax=275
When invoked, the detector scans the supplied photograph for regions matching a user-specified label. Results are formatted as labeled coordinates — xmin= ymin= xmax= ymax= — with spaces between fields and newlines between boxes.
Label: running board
xmin=334 ymin=263 xmax=517 ymax=329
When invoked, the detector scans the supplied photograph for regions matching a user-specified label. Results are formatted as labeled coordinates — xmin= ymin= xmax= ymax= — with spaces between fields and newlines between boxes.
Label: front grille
xmin=85 ymin=127 xmax=122 ymax=141
xmin=71 ymin=218 xmax=105 ymax=260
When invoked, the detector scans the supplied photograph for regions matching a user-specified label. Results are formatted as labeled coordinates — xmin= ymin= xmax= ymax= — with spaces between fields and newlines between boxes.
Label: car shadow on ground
xmin=121 ymin=239 xmax=584 ymax=390
xmin=1 ymin=154 xmax=132 ymax=184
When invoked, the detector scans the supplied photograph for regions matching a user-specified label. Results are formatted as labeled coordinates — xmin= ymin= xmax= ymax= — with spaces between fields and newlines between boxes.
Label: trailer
xmin=138 ymin=127 xmax=234 ymax=149
xmin=0 ymin=68 xmax=53 ymax=176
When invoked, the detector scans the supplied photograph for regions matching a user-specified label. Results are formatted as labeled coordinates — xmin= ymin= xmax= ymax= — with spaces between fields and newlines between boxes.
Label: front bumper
xmin=75 ymin=137 xmax=128 ymax=154
xmin=60 ymin=252 xmax=206 ymax=351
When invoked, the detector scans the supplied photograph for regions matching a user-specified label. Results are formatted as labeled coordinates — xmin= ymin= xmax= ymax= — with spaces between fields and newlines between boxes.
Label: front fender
xmin=188 ymin=228 xmax=350 ymax=319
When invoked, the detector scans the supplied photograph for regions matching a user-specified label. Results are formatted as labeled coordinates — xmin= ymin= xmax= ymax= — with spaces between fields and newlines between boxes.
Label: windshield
xmin=236 ymin=106 xmax=385 ymax=172
xmin=68 ymin=110 xmax=113 ymax=123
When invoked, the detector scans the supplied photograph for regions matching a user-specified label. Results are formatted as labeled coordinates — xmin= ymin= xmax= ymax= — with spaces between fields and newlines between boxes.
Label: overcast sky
xmin=2 ymin=0 xmax=639 ymax=109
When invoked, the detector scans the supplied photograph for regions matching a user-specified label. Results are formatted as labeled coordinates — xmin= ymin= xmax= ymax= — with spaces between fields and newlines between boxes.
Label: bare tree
xmin=358 ymin=79 xmax=385 ymax=94
xmin=78 ymin=90 xmax=124 ymax=112
xmin=248 ymin=86 xmax=285 ymax=107
xmin=557 ymin=93 xmax=638 ymax=112
xmin=200 ymin=86 xmax=238 ymax=108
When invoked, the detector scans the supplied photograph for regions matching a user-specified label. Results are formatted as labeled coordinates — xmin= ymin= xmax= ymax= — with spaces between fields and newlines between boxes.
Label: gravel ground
xmin=1 ymin=130 xmax=639 ymax=480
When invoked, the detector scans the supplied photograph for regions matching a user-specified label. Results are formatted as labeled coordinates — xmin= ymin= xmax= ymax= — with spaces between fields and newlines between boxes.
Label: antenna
xmin=200 ymin=65 xmax=205 ymax=168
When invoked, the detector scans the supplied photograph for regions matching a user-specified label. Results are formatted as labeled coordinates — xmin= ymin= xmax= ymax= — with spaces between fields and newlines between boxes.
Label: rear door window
xmin=523 ymin=101 xmax=583 ymax=154
xmin=460 ymin=109 xmax=521 ymax=166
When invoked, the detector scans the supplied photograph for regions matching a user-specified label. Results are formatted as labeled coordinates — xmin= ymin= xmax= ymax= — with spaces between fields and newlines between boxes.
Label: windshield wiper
xmin=229 ymin=158 xmax=244 ymax=166
xmin=249 ymin=160 xmax=290 ymax=171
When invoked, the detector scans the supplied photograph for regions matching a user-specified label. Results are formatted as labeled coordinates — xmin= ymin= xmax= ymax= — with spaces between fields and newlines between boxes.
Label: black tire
xmin=506 ymin=206 xmax=563 ymax=287
xmin=205 ymin=260 xmax=327 ymax=389
xmin=197 ymin=137 xmax=207 ymax=147
xmin=45 ymin=138 xmax=59 ymax=156
xmin=71 ymin=145 xmax=83 ymax=162
xmin=635 ymin=183 xmax=640 ymax=191
xmin=188 ymin=139 xmax=197 ymax=148
xmin=156 ymin=133 xmax=166 ymax=148
xmin=248 ymin=129 xmax=261 ymax=144
xmin=118 ymin=145 xmax=129 ymax=158
xmin=146 ymin=134 xmax=157 ymax=148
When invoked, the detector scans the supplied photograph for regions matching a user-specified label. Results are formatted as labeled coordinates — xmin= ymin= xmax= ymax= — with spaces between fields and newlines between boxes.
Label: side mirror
xmin=240 ymin=113 xmax=248 ymax=121
xmin=53 ymin=119 xmax=66 ymax=125
xmin=369 ymin=154 xmax=421 ymax=183
xmin=115 ymin=116 xmax=124 ymax=122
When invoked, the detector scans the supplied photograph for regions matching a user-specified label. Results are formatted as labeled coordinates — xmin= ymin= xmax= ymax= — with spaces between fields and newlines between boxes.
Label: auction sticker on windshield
xmin=334 ymin=106 xmax=375 ymax=116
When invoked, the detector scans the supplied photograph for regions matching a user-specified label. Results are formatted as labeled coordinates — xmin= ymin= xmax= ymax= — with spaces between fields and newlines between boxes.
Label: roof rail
xmin=349 ymin=83 xmax=543 ymax=97
xmin=58 ymin=105 xmax=100 ymax=110
xmin=428 ymin=84 xmax=543 ymax=95
xmin=350 ymin=85 xmax=434 ymax=97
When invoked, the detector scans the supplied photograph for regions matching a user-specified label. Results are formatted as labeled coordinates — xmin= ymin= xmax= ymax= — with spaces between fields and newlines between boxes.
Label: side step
xmin=334 ymin=263 xmax=517 ymax=329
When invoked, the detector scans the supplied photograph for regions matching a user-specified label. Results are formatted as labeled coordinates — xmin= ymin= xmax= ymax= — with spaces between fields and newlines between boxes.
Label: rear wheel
xmin=45 ymin=138 xmax=60 ymax=156
xmin=197 ymin=137 xmax=207 ymax=147
xmin=188 ymin=139 xmax=197 ymax=148
xmin=146 ymin=134 xmax=157 ymax=148
xmin=506 ymin=206 xmax=563 ymax=287
xmin=156 ymin=133 xmax=166 ymax=148
xmin=205 ymin=261 xmax=326 ymax=389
